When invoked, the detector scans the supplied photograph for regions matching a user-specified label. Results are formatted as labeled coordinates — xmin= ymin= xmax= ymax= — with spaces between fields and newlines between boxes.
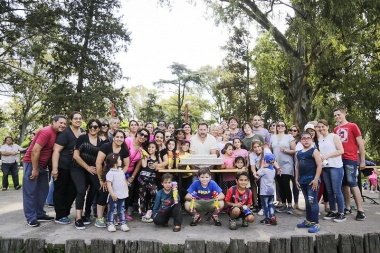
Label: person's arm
xmin=51 ymin=144 xmax=64 ymax=179
xmin=356 ymin=135 xmax=366 ymax=169
xmin=323 ymin=135 xmax=344 ymax=160
xmin=184 ymin=193 xmax=192 ymax=201
xmin=106 ymin=181 xmax=117 ymax=201
xmin=153 ymin=154 xmax=168 ymax=170
xmin=30 ymin=143 xmax=43 ymax=180
xmin=282 ymin=140 xmax=297 ymax=155
xmin=310 ymin=149 xmax=323 ymax=191
xmin=294 ymin=154 xmax=300 ymax=190
xmin=122 ymin=157 xmax=130 ymax=174
xmin=0 ymin=148 xmax=18 ymax=156
xmin=217 ymin=192 xmax=225 ymax=200
xmin=95 ymin=151 xmax=108 ymax=191
xmin=127 ymin=160 xmax=142 ymax=184
xmin=210 ymin=148 xmax=217 ymax=155
xmin=153 ymin=190 xmax=162 ymax=215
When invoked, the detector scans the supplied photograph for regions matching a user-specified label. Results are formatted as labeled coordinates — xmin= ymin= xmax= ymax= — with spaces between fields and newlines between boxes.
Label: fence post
xmin=206 ymin=241 xmax=228 ymax=253
xmin=184 ymin=239 xmax=205 ymax=253
xmin=291 ymin=235 xmax=314 ymax=253
xmin=0 ymin=238 xmax=24 ymax=253
xmin=269 ymin=237 xmax=291 ymax=253
xmin=90 ymin=238 xmax=113 ymax=253
xmin=364 ymin=233 xmax=380 ymax=253
xmin=247 ymin=241 xmax=269 ymax=253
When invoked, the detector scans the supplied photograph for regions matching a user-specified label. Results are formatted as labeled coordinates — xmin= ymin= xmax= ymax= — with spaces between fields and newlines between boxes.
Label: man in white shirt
xmin=190 ymin=123 xmax=217 ymax=156
xmin=0 ymin=136 xmax=24 ymax=190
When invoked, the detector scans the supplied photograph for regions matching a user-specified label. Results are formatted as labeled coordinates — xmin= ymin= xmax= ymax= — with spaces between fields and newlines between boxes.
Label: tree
xmin=154 ymin=62 xmax=202 ymax=126
xmin=139 ymin=93 xmax=165 ymax=123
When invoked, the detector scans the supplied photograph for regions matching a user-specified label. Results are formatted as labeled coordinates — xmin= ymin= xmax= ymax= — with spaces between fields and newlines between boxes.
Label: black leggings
xmin=277 ymin=174 xmax=293 ymax=205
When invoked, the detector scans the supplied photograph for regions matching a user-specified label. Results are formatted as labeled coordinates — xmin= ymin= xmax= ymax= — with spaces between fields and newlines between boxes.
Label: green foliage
xmin=139 ymin=93 xmax=166 ymax=123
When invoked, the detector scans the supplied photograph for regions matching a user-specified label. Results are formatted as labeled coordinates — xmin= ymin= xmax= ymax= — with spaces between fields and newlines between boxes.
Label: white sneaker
xmin=141 ymin=216 xmax=153 ymax=223
xmin=120 ymin=224 xmax=130 ymax=232
xmin=145 ymin=210 xmax=153 ymax=219
xmin=107 ymin=224 xmax=116 ymax=232
xmin=258 ymin=209 xmax=264 ymax=216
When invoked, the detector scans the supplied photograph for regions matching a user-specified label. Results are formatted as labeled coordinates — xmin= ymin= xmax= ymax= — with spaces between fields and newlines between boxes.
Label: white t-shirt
xmin=0 ymin=144 xmax=22 ymax=163
xmin=190 ymin=134 xmax=217 ymax=155
xmin=106 ymin=168 xmax=129 ymax=199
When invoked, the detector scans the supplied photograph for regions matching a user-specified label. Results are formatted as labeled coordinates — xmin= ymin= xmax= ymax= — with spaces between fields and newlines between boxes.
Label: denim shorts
xmin=342 ymin=160 xmax=358 ymax=187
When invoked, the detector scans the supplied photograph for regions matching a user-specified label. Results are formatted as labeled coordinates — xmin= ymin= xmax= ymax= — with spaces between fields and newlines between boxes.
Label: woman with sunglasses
xmin=124 ymin=128 xmax=150 ymax=218
xmin=270 ymin=121 xmax=296 ymax=214
xmin=288 ymin=124 xmax=301 ymax=210
xmin=93 ymin=129 xmax=130 ymax=227
xmin=71 ymin=119 xmax=104 ymax=229
xmin=98 ymin=118 xmax=110 ymax=142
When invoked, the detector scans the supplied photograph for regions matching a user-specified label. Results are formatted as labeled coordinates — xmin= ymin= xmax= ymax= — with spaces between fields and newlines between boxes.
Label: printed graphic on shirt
xmin=336 ymin=128 xmax=348 ymax=143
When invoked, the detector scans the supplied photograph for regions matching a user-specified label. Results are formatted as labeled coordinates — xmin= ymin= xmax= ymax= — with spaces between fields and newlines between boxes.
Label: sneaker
xmin=286 ymin=206 xmax=293 ymax=214
xmin=74 ymin=219 xmax=85 ymax=230
xmin=276 ymin=205 xmax=287 ymax=213
xmin=15 ymin=185 xmax=21 ymax=190
xmin=270 ymin=216 xmax=277 ymax=226
xmin=127 ymin=206 xmax=134 ymax=216
xmin=27 ymin=219 xmax=41 ymax=227
xmin=308 ymin=223 xmax=320 ymax=233
xmin=333 ymin=213 xmax=347 ymax=223
xmin=82 ymin=216 xmax=91 ymax=225
xmin=242 ymin=219 xmax=249 ymax=227
xmin=47 ymin=204 xmax=54 ymax=208
xmin=95 ymin=217 xmax=107 ymax=228
xmin=323 ymin=211 xmax=336 ymax=220
xmin=124 ymin=212 xmax=133 ymax=221
xmin=260 ymin=218 xmax=268 ymax=224
xmin=141 ymin=216 xmax=153 ymax=223
xmin=107 ymin=224 xmax=116 ymax=232
xmin=297 ymin=220 xmax=311 ymax=228
xmin=55 ymin=217 xmax=71 ymax=224
xmin=120 ymin=224 xmax=130 ymax=232
xmin=344 ymin=208 xmax=352 ymax=215
xmin=190 ymin=214 xmax=201 ymax=226
xmin=229 ymin=219 xmax=237 ymax=230
xmin=2 ymin=187 xmax=8 ymax=191
xmin=370 ymin=191 xmax=375 ymax=193
xmin=211 ymin=213 xmax=222 ymax=226
xmin=258 ymin=209 xmax=264 ymax=216
xmin=356 ymin=211 xmax=366 ymax=221
xmin=37 ymin=215 xmax=54 ymax=222
xmin=145 ymin=210 xmax=153 ymax=219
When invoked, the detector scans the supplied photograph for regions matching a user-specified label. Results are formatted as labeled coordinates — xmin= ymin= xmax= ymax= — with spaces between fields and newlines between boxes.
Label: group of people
xmin=1 ymin=106 xmax=372 ymax=234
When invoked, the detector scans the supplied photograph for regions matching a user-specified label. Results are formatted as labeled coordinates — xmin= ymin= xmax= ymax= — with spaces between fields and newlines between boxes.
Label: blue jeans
xmin=342 ymin=160 xmax=358 ymax=187
xmin=260 ymin=195 xmax=275 ymax=219
xmin=322 ymin=167 xmax=344 ymax=213
xmin=22 ymin=162 xmax=49 ymax=222
xmin=46 ymin=177 xmax=54 ymax=205
xmin=300 ymin=183 xmax=320 ymax=223
xmin=1 ymin=162 xmax=19 ymax=188
xmin=107 ymin=196 xmax=126 ymax=225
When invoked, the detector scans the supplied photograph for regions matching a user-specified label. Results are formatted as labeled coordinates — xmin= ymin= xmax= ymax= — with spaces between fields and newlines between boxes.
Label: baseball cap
xmin=264 ymin=153 xmax=275 ymax=164
xmin=304 ymin=123 xmax=315 ymax=131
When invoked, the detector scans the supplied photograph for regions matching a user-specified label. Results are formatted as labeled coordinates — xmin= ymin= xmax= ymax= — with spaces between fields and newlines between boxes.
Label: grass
xmin=0 ymin=167 xmax=24 ymax=189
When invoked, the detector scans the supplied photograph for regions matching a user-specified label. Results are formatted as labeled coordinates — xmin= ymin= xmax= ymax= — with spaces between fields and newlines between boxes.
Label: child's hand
xmin=111 ymin=194 xmax=118 ymax=201
xmin=309 ymin=179 xmax=319 ymax=191
xmin=236 ymin=202 xmax=243 ymax=208
xmin=254 ymin=174 xmax=260 ymax=180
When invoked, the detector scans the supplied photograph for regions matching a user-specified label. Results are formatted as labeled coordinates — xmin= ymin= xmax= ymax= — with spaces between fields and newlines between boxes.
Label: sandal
xmin=173 ymin=226 xmax=181 ymax=232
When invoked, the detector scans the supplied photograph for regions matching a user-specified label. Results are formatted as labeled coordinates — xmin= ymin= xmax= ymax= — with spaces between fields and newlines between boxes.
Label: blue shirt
xmin=187 ymin=180 xmax=222 ymax=200
xmin=297 ymin=148 xmax=317 ymax=184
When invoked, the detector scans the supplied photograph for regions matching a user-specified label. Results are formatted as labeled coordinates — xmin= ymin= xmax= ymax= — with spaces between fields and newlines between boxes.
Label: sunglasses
xmin=277 ymin=124 xmax=285 ymax=127
xmin=289 ymin=129 xmax=298 ymax=132
xmin=158 ymin=123 xmax=166 ymax=126
xmin=165 ymin=135 xmax=171 ymax=138
xmin=139 ymin=132 xmax=149 ymax=138
xmin=89 ymin=125 xmax=99 ymax=130
xmin=102 ymin=124 xmax=109 ymax=127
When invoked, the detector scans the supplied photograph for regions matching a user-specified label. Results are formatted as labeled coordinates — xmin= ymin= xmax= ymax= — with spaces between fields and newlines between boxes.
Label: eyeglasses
xmin=102 ymin=124 xmax=109 ymax=127
xmin=289 ymin=129 xmax=298 ymax=132
xmin=139 ymin=132 xmax=149 ymax=138
xmin=89 ymin=125 xmax=99 ymax=130
xmin=277 ymin=124 xmax=285 ymax=127
xmin=270 ymin=124 xmax=276 ymax=127
xmin=73 ymin=117 xmax=82 ymax=121
xmin=158 ymin=123 xmax=166 ymax=126
xmin=301 ymin=137 xmax=312 ymax=141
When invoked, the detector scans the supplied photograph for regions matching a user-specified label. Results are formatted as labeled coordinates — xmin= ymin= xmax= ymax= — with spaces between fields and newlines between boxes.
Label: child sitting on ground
xmin=153 ymin=173 xmax=183 ymax=232
xmin=225 ymin=171 xmax=255 ymax=230
xmin=255 ymin=153 xmax=278 ymax=225
xmin=295 ymin=132 xmax=322 ymax=233
xmin=184 ymin=168 xmax=225 ymax=226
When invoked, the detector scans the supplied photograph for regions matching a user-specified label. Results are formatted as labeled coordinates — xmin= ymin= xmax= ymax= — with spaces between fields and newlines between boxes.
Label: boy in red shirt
xmin=224 ymin=171 xmax=255 ymax=230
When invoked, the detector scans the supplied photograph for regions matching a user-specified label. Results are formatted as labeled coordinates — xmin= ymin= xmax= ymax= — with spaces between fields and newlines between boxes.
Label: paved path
xmin=0 ymin=189 xmax=379 ymax=244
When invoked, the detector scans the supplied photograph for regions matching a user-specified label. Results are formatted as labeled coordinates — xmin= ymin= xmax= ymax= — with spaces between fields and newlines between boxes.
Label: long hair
xmin=146 ymin=142 xmax=160 ymax=159
xmin=221 ymin=143 xmax=234 ymax=155
xmin=102 ymin=153 xmax=120 ymax=181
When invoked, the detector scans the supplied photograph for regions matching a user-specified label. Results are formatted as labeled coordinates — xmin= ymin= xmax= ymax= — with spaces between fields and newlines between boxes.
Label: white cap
xmin=304 ymin=123 xmax=315 ymax=131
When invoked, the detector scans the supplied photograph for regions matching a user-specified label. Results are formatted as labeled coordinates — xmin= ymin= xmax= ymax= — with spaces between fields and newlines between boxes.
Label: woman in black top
xmin=95 ymin=130 xmax=130 ymax=227
xmin=72 ymin=119 xmax=103 ymax=229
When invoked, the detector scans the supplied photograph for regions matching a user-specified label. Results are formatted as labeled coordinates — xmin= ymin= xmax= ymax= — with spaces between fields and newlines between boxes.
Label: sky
xmin=116 ymin=0 xmax=231 ymax=90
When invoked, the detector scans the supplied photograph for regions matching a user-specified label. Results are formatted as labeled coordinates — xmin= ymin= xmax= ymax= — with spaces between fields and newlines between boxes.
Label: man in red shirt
xmin=22 ymin=115 xmax=67 ymax=227
xmin=333 ymin=107 xmax=366 ymax=221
